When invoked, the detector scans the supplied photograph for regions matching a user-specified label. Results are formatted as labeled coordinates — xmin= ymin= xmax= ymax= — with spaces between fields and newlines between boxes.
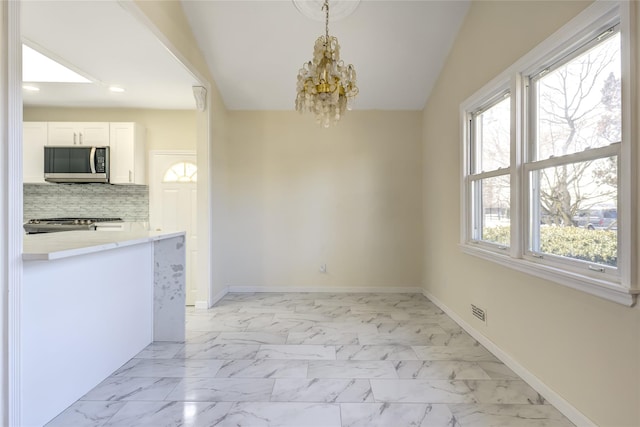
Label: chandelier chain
xmin=323 ymin=0 xmax=329 ymax=42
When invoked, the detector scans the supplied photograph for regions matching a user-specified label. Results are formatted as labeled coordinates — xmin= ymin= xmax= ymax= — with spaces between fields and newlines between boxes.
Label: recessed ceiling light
xmin=22 ymin=85 xmax=40 ymax=92
xmin=22 ymin=44 xmax=92 ymax=83
xmin=109 ymin=86 xmax=125 ymax=93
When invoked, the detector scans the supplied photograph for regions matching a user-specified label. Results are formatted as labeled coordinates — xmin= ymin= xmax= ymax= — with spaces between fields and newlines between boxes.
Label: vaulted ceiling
xmin=21 ymin=0 xmax=470 ymax=111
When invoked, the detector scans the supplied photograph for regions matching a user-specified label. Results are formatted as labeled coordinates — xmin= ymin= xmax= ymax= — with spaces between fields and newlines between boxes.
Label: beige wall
xmin=226 ymin=111 xmax=423 ymax=290
xmin=23 ymin=107 xmax=197 ymax=152
xmin=422 ymin=1 xmax=640 ymax=426
xmin=131 ymin=0 xmax=232 ymax=304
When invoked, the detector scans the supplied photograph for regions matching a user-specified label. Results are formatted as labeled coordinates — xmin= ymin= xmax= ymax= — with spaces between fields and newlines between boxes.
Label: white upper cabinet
xmin=109 ymin=123 xmax=146 ymax=184
xmin=23 ymin=122 xmax=48 ymax=183
xmin=47 ymin=122 xmax=110 ymax=146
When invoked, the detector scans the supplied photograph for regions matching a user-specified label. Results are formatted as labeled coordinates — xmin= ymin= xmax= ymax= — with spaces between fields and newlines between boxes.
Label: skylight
xmin=22 ymin=44 xmax=91 ymax=83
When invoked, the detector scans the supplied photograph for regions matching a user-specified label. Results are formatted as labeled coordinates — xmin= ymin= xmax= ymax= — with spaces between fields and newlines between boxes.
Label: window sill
xmin=460 ymin=244 xmax=638 ymax=306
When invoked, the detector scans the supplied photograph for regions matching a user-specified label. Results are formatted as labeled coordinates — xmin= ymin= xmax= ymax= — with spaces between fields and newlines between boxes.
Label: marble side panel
xmin=153 ymin=236 xmax=186 ymax=341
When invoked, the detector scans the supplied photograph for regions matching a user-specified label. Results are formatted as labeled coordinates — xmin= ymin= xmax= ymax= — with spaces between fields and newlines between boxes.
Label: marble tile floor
xmin=46 ymin=293 xmax=574 ymax=427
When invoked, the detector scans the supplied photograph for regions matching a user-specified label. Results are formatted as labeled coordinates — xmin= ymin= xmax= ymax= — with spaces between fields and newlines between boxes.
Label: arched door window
xmin=163 ymin=162 xmax=197 ymax=183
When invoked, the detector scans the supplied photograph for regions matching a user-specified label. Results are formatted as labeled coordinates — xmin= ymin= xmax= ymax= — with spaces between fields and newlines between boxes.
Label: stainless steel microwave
xmin=44 ymin=146 xmax=110 ymax=183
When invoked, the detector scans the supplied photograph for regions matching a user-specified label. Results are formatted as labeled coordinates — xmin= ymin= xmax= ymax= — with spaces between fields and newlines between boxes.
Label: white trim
xmin=422 ymin=289 xmax=597 ymax=427
xmin=461 ymin=244 xmax=636 ymax=306
xmin=208 ymin=286 xmax=229 ymax=308
xmin=618 ymin=0 xmax=637 ymax=289
xmin=4 ymin=0 xmax=22 ymax=425
xmin=194 ymin=301 xmax=210 ymax=310
xmin=228 ymin=286 xmax=424 ymax=294
xmin=117 ymin=1 xmax=209 ymax=86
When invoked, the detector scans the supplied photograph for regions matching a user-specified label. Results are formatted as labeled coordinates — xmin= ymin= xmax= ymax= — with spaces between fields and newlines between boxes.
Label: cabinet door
xmin=47 ymin=122 xmax=109 ymax=146
xmin=78 ymin=123 xmax=109 ymax=146
xmin=47 ymin=122 xmax=79 ymax=146
xmin=23 ymin=122 xmax=48 ymax=183
xmin=109 ymin=123 xmax=146 ymax=185
xmin=110 ymin=123 xmax=135 ymax=184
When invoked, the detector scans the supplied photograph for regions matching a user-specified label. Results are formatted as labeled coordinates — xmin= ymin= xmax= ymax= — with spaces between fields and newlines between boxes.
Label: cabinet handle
xmin=79 ymin=132 xmax=83 ymax=145
xmin=129 ymin=170 xmax=132 ymax=183
xmin=73 ymin=132 xmax=77 ymax=145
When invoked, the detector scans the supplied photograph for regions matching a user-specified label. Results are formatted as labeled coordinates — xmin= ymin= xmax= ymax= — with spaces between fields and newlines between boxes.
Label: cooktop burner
xmin=24 ymin=217 xmax=123 ymax=234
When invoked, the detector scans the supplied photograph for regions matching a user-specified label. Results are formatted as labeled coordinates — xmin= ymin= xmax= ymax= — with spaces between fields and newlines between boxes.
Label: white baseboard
xmin=227 ymin=285 xmax=424 ymax=294
xmin=194 ymin=301 xmax=209 ymax=310
xmin=198 ymin=286 xmax=229 ymax=309
xmin=422 ymin=289 xmax=596 ymax=427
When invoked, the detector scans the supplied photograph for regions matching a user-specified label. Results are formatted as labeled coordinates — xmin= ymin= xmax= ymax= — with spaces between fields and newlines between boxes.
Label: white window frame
xmin=467 ymin=91 xmax=512 ymax=253
xmin=460 ymin=1 xmax=638 ymax=306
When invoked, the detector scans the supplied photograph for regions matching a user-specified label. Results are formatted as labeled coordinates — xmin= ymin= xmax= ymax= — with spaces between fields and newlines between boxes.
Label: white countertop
xmin=23 ymin=230 xmax=185 ymax=261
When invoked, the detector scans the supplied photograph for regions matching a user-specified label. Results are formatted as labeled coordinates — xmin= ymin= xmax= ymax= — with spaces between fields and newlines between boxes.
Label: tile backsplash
xmin=24 ymin=184 xmax=149 ymax=221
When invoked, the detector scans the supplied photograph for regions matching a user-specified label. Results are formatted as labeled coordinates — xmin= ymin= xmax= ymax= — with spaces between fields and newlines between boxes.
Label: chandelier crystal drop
xmin=295 ymin=0 xmax=358 ymax=128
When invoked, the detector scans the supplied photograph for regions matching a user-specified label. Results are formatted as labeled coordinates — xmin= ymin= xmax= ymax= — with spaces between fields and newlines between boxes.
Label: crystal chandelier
xmin=295 ymin=0 xmax=358 ymax=128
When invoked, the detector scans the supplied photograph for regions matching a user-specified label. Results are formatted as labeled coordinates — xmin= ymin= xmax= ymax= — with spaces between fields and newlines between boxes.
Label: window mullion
xmin=511 ymin=73 xmax=524 ymax=259
xmin=524 ymin=144 xmax=620 ymax=172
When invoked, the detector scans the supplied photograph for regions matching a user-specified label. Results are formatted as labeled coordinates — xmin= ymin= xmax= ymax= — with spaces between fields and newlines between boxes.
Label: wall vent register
xmin=471 ymin=304 xmax=487 ymax=323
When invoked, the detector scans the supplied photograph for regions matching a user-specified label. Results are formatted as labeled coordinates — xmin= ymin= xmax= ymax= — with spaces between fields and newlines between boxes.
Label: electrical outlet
xmin=319 ymin=264 xmax=327 ymax=273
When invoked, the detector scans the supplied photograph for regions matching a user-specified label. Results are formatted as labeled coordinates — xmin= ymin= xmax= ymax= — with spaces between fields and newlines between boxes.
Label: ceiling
xmin=21 ymin=0 xmax=470 ymax=111
xmin=21 ymin=1 xmax=199 ymax=110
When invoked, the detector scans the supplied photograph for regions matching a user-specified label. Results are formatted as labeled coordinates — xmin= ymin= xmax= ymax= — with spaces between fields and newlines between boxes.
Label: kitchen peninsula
xmin=22 ymin=230 xmax=186 ymax=427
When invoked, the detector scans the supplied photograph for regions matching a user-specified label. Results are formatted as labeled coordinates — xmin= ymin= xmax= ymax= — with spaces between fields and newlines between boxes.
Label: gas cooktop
xmin=24 ymin=217 xmax=123 ymax=234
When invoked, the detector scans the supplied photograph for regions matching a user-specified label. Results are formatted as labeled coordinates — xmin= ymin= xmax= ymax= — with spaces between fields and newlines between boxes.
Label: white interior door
xmin=150 ymin=151 xmax=198 ymax=305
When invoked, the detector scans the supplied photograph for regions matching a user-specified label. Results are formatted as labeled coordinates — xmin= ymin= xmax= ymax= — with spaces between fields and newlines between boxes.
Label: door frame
xmin=4 ymin=2 xmax=23 ymax=425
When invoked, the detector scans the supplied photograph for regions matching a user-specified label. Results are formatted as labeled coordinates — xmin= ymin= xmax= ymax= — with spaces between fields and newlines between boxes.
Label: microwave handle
xmin=90 ymin=147 xmax=97 ymax=173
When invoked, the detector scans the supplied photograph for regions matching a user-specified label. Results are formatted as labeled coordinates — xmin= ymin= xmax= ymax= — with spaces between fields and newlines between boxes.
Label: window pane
xmin=163 ymin=162 xmax=198 ymax=183
xmin=530 ymin=156 xmax=618 ymax=267
xmin=479 ymin=175 xmax=510 ymax=245
xmin=475 ymin=96 xmax=510 ymax=172
xmin=536 ymin=33 xmax=621 ymax=160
